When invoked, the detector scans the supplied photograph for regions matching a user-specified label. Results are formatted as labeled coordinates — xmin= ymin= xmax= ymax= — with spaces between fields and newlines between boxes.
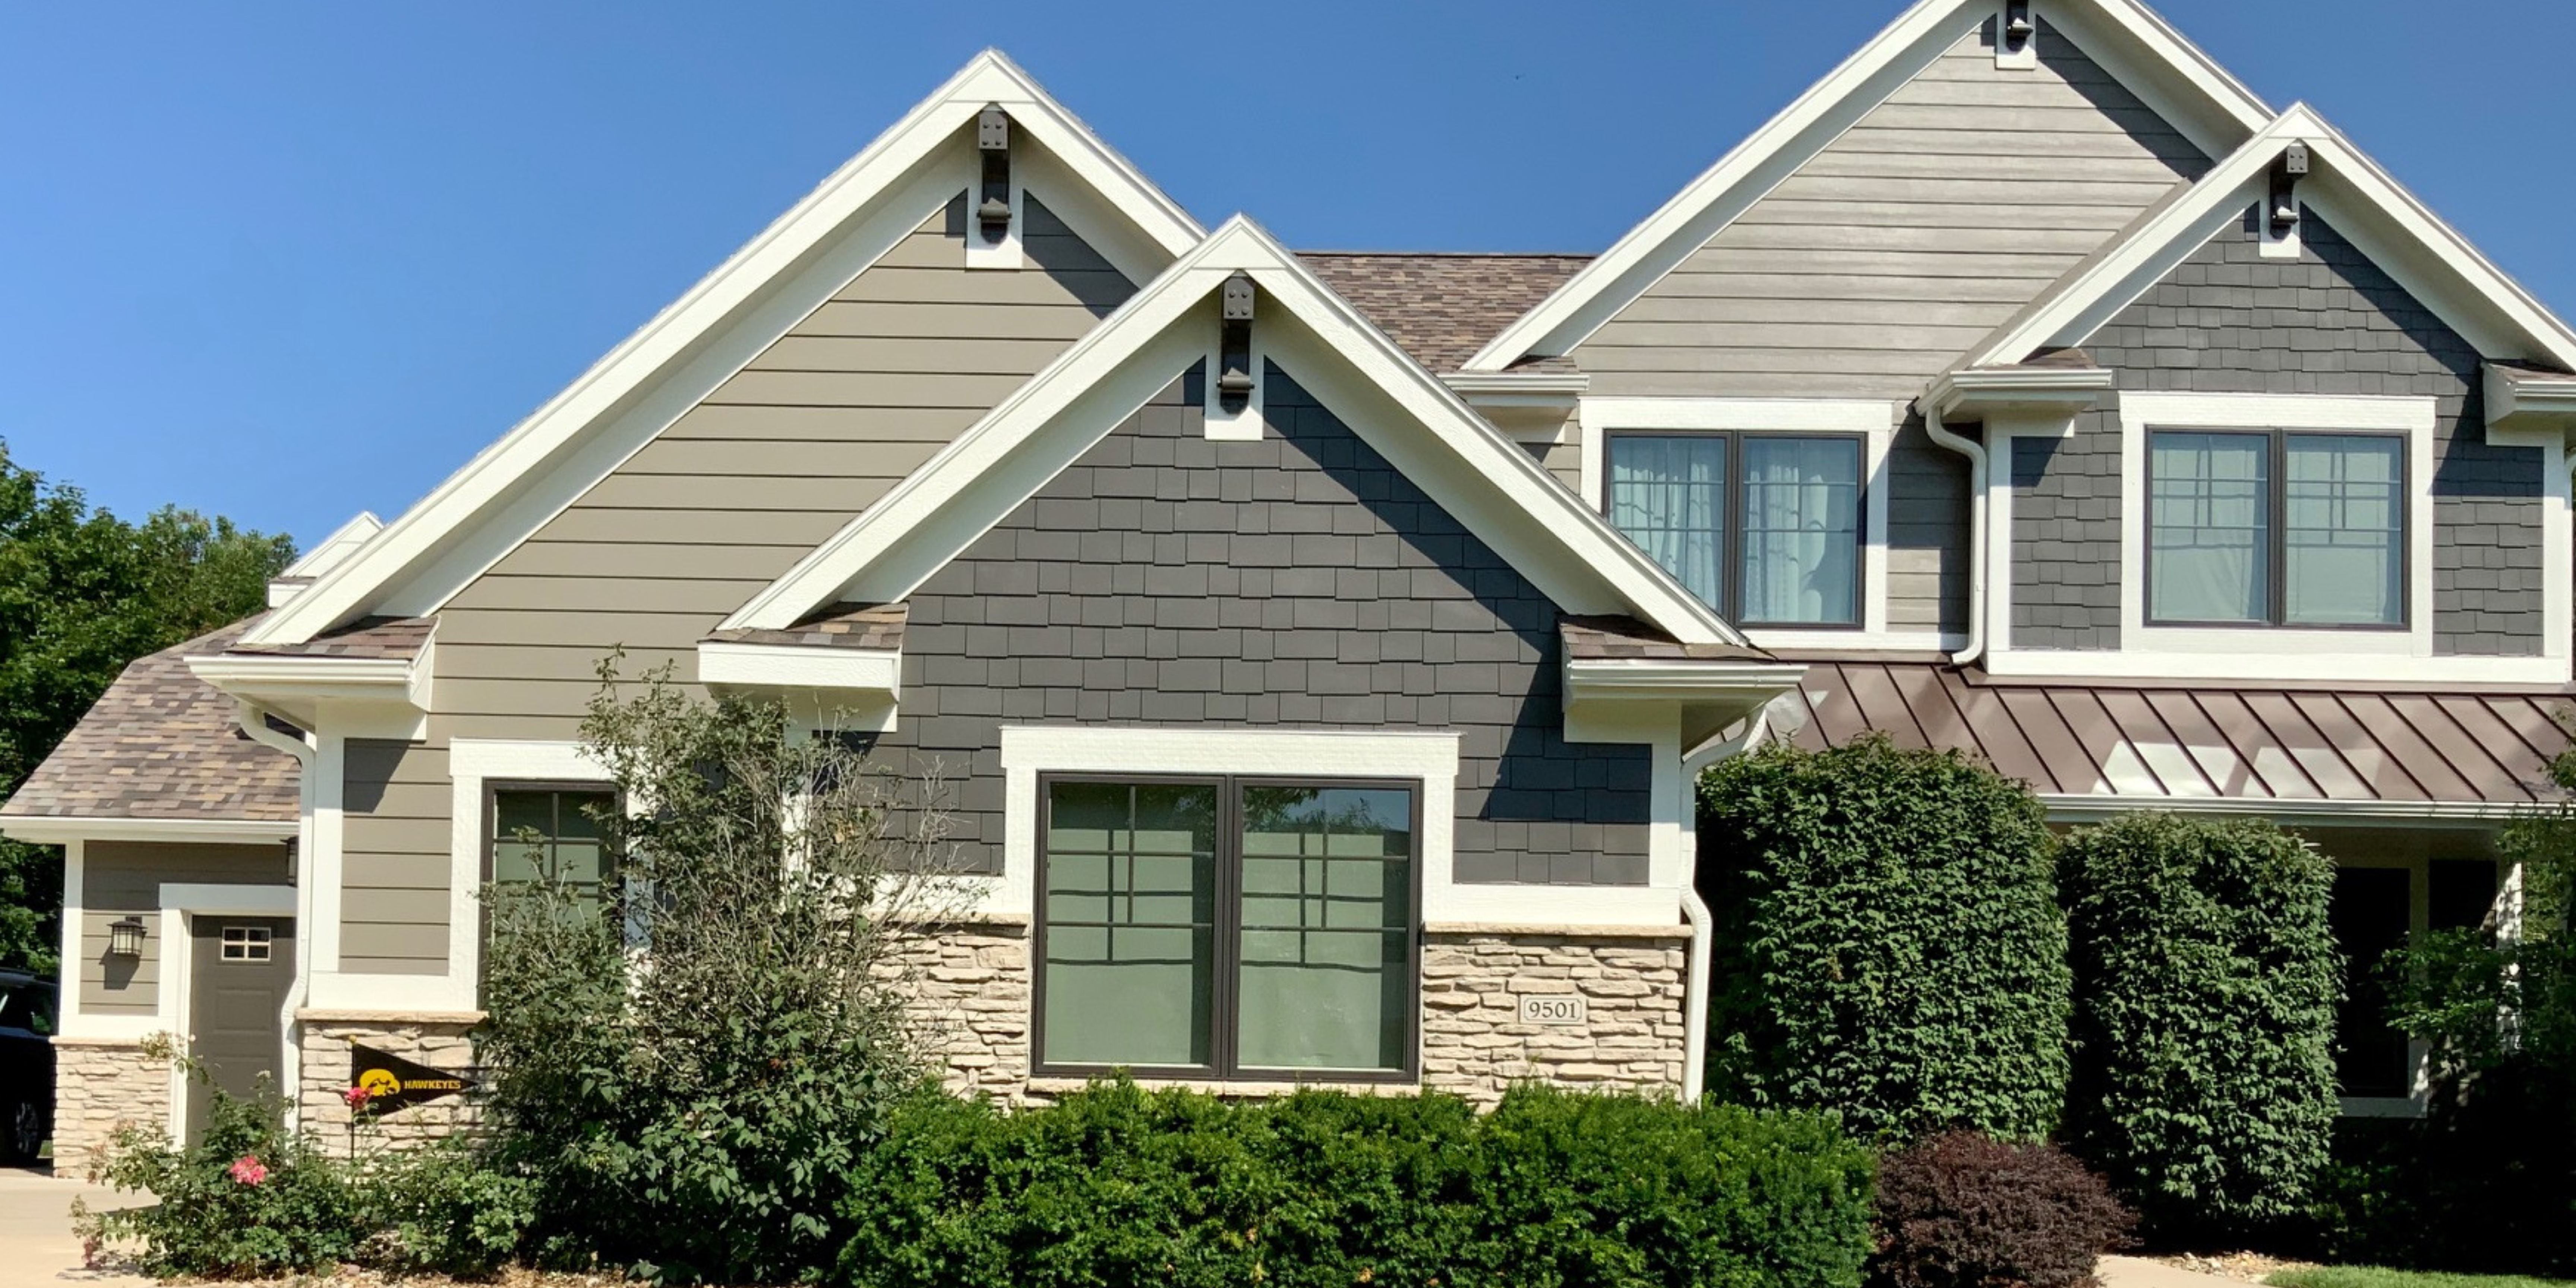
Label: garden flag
xmin=348 ymin=1041 xmax=478 ymax=1111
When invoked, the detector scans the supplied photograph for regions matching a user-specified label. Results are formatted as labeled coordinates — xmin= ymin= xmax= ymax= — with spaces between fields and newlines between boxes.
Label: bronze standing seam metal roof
xmin=1299 ymin=252 xmax=1592 ymax=373
xmin=0 ymin=615 xmax=301 ymax=823
xmin=1786 ymin=662 xmax=2573 ymax=805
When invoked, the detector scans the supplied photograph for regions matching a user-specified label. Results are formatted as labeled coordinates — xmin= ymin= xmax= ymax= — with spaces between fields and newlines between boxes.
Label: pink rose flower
xmin=345 ymin=1085 xmax=374 ymax=1110
xmin=228 ymin=1155 xmax=268 ymax=1186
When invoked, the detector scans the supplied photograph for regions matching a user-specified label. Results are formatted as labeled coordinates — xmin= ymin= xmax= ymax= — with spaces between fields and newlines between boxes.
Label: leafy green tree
xmin=1695 ymin=735 xmax=2071 ymax=1142
xmin=0 ymin=439 xmax=294 ymax=973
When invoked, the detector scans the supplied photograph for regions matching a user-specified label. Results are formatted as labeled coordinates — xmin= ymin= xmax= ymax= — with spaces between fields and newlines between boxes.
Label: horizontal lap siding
xmin=79 ymin=841 xmax=291 ymax=1015
xmin=2017 ymin=210 xmax=2547 ymax=654
xmin=433 ymin=193 xmax=1134 ymax=738
xmin=878 ymin=366 xmax=1655 ymax=886
xmin=340 ymin=739 xmax=452 ymax=974
xmin=1568 ymin=16 xmax=2203 ymax=640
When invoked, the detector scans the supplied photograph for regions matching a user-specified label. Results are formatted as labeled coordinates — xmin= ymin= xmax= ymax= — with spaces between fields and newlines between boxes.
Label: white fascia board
xmin=0 ymin=816 xmax=300 ymax=845
xmin=731 ymin=216 xmax=1750 ymax=648
xmin=1928 ymin=365 xmax=2117 ymax=417
xmin=2487 ymin=364 xmax=2576 ymax=441
xmin=248 ymin=51 xmax=1203 ymax=650
xmin=279 ymin=512 xmax=386 ymax=579
xmin=1440 ymin=371 xmax=1590 ymax=398
xmin=187 ymin=650 xmax=427 ymax=711
xmin=697 ymin=642 xmax=901 ymax=694
xmin=1977 ymin=104 xmax=2576 ymax=376
xmin=1562 ymin=659 xmax=1808 ymax=706
xmin=2037 ymin=794 xmax=2538 ymax=826
xmin=1462 ymin=0 xmax=2273 ymax=374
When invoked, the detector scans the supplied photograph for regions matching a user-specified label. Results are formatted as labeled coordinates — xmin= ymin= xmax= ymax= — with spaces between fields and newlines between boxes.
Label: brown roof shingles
xmin=1 ymin=615 xmax=300 ymax=824
xmin=703 ymin=602 xmax=907 ymax=651
xmin=227 ymin=615 xmax=435 ymax=660
xmin=1560 ymin=614 xmax=1772 ymax=663
xmin=1300 ymin=252 xmax=1591 ymax=373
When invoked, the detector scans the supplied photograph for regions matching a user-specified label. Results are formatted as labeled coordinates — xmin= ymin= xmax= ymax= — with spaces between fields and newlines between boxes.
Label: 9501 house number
xmin=1516 ymin=994 xmax=1588 ymax=1026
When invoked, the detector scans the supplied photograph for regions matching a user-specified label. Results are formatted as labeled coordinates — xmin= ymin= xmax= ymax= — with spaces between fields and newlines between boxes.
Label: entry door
xmin=184 ymin=916 xmax=296 ymax=1140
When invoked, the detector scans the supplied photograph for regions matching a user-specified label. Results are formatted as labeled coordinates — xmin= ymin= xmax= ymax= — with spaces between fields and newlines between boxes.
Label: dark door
xmin=2329 ymin=868 xmax=2412 ymax=1101
xmin=184 ymin=916 xmax=295 ymax=1140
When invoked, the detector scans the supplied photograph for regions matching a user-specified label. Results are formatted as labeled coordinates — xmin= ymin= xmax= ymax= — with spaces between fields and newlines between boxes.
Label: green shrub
xmin=1696 ymin=735 xmax=2070 ymax=1141
xmin=360 ymin=1137 xmax=539 ymax=1279
xmin=1869 ymin=1131 xmax=2133 ymax=1288
xmin=78 ymin=1072 xmax=363 ymax=1278
xmin=838 ymin=1081 xmax=1876 ymax=1288
xmin=2059 ymin=812 xmax=2340 ymax=1240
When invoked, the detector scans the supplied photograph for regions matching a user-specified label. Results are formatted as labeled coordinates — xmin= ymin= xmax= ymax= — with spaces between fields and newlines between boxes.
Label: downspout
xmin=234 ymin=699 xmax=317 ymax=1128
xmin=1922 ymin=401 xmax=1989 ymax=667
xmin=1679 ymin=705 xmax=1771 ymax=1103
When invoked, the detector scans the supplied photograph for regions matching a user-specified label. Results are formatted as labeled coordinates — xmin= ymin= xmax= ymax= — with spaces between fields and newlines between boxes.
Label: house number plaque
xmin=1516 ymin=994 xmax=1588 ymax=1026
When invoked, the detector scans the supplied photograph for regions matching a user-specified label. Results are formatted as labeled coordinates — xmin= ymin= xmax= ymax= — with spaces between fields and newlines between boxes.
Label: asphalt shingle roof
xmin=1300 ymin=252 xmax=1591 ymax=373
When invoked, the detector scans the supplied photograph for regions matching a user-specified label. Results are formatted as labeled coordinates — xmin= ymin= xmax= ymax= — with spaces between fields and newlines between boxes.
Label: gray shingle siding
xmin=877 ymin=362 xmax=1654 ymax=886
xmin=2011 ymin=208 xmax=2547 ymax=654
xmin=2009 ymin=429 xmax=2124 ymax=649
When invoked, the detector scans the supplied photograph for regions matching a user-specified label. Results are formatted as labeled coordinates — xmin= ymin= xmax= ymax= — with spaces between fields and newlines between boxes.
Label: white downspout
xmin=1679 ymin=705 xmax=1771 ymax=1103
xmin=1922 ymin=402 xmax=1989 ymax=667
xmin=234 ymin=699 xmax=317 ymax=1128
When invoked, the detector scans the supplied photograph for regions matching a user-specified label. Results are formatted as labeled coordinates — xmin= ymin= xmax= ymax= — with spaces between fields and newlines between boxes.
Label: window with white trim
xmin=2146 ymin=429 xmax=2406 ymax=628
xmin=1035 ymin=775 xmax=1418 ymax=1080
xmin=486 ymin=786 xmax=620 ymax=912
xmin=1604 ymin=432 xmax=1864 ymax=626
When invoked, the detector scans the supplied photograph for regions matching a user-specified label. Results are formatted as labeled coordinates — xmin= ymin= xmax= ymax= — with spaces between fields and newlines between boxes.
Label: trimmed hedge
xmin=1696 ymin=736 xmax=2071 ymax=1142
xmin=836 ymin=1081 xmax=1878 ymax=1288
xmin=2059 ymin=812 xmax=2340 ymax=1240
xmin=1870 ymin=1131 xmax=2134 ymax=1288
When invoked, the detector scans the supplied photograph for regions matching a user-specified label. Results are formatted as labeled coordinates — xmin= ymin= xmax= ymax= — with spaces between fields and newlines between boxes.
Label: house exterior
xmin=11 ymin=0 xmax=2573 ymax=1173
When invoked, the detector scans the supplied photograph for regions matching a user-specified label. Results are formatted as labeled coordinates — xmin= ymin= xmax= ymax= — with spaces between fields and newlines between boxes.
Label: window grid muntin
xmin=1032 ymin=772 xmax=1422 ymax=1084
xmin=2144 ymin=426 xmax=2410 ymax=630
xmin=220 ymin=925 xmax=273 ymax=962
xmin=1603 ymin=430 xmax=1867 ymax=629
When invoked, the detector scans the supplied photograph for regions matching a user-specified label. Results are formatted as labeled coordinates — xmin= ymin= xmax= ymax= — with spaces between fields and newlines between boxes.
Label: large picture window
xmin=1035 ymin=775 xmax=1418 ymax=1080
xmin=2147 ymin=429 xmax=2405 ymax=628
xmin=1606 ymin=432 xmax=1863 ymax=626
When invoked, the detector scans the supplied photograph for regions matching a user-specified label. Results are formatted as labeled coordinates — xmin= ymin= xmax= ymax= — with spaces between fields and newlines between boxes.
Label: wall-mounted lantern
xmin=107 ymin=915 xmax=146 ymax=960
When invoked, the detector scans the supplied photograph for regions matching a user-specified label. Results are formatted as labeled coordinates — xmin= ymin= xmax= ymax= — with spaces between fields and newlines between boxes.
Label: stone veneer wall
xmin=1418 ymin=928 xmax=1689 ymax=1102
xmin=895 ymin=923 xmax=1690 ymax=1104
xmin=51 ymin=1039 xmax=168 ymax=1178
xmin=295 ymin=1014 xmax=483 ymax=1156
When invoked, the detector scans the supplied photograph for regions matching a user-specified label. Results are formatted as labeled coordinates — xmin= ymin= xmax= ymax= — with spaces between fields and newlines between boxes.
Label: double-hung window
xmin=2147 ymin=429 xmax=2406 ymax=628
xmin=1605 ymin=432 xmax=1865 ymax=626
xmin=1035 ymin=775 xmax=1419 ymax=1081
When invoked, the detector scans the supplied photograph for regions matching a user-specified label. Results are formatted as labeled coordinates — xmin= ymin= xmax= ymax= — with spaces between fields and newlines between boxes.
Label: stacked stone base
xmin=890 ymin=917 xmax=1033 ymax=1100
xmin=50 ymin=1038 xmax=171 ymax=1178
xmin=295 ymin=1012 xmax=484 ymax=1155
xmin=1418 ymin=925 xmax=1690 ymax=1102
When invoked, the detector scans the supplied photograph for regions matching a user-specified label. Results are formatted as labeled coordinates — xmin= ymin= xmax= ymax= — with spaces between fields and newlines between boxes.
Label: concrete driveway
xmin=0 ymin=1168 xmax=150 ymax=1287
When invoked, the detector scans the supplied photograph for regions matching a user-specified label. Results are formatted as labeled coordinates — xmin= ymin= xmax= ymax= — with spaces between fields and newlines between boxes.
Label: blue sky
xmin=4 ymin=1 xmax=2568 ymax=551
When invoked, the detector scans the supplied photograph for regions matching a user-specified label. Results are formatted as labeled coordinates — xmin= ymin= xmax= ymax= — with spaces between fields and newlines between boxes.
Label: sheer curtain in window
xmin=1606 ymin=436 xmax=1726 ymax=610
xmin=2149 ymin=432 xmax=2269 ymax=622
xmin=2285 ymin=435 xmax=2403 ymax=625
xmin=1739 ymin=438 xmax=1860 ymax=625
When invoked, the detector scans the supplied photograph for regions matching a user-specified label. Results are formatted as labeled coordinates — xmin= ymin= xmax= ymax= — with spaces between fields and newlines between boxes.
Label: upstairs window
xmin=2147 ymin=430 xmax=2405 ymax=628
xmin=1606 ymin=432 xmax=1863 ymax=627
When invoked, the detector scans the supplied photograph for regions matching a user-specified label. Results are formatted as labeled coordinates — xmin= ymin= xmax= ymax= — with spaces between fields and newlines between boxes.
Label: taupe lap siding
xmin=340 ymin=739 xmax=453 ymax=975
xmin=433 ymin=193 xmax=1134 ymax=738
xmin=1568 ymin=16 xmax=2198 ymax=640
xmin=874 ymin=364 xmax=1655 ymax=886
xmin=78 ymin=841 xmax=290 ymax=1015
xmin=2012 ymin=210 xmax=2547 ymax=654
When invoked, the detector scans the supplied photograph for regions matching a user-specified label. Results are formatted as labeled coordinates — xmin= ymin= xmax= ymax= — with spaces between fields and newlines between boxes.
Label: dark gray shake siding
xmin=877 ymin=362 xmax=1655 ymax=886
xmin=2010 ymin=209 xmax=2547 ymax=654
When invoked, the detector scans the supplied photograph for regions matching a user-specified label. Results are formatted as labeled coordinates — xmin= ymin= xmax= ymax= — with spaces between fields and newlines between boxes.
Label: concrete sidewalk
xmin=2102 ymin=1254 xmax=2264 ymax=1288
xmin=0 ymin=1168 xmax=150 ymax=1287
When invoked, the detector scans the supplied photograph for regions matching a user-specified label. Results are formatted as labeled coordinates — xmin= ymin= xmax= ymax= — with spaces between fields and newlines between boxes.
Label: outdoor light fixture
xmin=2003 ymin=0 xmax=2034 ymax=48
xmin=107 ymin=915 xmax=145 ymax=960
xmin=976 ymin=104 xmax=1012 ymax=241
xmin=2270 ymin=141 xmax=2309 ymax=234
xmin=1217 ymin=273 xmax=1256 ymax=411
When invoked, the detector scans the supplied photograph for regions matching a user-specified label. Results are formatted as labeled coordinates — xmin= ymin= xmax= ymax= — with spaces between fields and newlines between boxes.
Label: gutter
xmin=1677 ymin=706 xmax=1770 ymax=1103
xmin=1921 ymin=402 xmax=1989 ymax=668
xmin=232 ymin=700 xmax=319 ymax=1131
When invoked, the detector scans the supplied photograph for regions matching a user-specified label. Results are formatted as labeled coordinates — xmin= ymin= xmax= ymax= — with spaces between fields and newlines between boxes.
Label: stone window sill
xmin=1026 ymin=1075 xmax=1421 ymax=1098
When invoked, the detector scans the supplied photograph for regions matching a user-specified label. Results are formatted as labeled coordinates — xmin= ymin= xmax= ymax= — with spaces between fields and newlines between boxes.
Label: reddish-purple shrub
xmin=1870 ymin=1131 xmax=2135 ymax=1288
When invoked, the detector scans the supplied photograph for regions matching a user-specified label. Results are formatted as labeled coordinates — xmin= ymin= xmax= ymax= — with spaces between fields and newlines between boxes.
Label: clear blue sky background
xmin=4 ymin=1 xmax=2567 ymax=551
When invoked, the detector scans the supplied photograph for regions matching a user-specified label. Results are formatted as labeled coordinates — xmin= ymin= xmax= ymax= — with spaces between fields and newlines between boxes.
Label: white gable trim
xmin=1969 ymin=104 xmax=2576 ymax=379
xmin=728 ymin=217 xmax=1746 ymax=648
xmin=248 ymin=50 xmax=1203 ymax=648
xmin=1459 ymin=0 xmax=2271 ymax=375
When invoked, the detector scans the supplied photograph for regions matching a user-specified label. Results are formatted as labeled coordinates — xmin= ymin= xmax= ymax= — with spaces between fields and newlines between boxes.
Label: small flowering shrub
xmin=78 ymin=1073 xmax=364 ymax=1278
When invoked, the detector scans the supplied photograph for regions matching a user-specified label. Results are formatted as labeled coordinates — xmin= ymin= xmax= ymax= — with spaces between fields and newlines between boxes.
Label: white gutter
xmin=1922 ymin=403 xmax=1989 ymax=668
xmin=1677 ymin=705 xmax=1770 ymax=1103
xmin=233 ymin=699 xmax=318 ymax=1131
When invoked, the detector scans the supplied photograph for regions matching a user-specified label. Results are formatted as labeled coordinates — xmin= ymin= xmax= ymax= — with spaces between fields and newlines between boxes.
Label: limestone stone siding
xmin=890 ymin=919 xmax=1032 ymax=1101
xmin=1419 ymin=926 xmax=1691 ymax=1103
xmin=294 ymin=1013 xmax=483 ymax=1155
xmin=51 ymin=1038 xmax=170 ymax=1178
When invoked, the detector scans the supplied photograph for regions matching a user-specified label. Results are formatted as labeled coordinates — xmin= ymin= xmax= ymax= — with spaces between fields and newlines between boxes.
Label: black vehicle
xmin=0 ymin=968 xmax=56 ymax=1165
